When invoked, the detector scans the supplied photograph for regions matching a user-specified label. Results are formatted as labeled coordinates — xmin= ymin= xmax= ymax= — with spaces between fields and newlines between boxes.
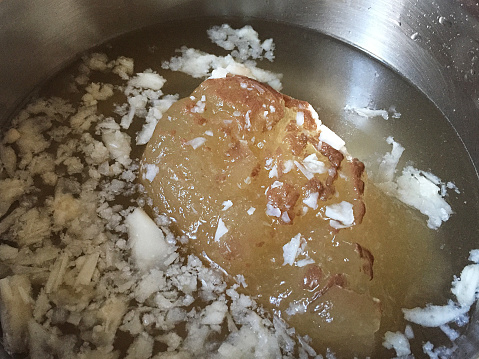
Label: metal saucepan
xmin=0 ymin=0 xmax=478 ymax=358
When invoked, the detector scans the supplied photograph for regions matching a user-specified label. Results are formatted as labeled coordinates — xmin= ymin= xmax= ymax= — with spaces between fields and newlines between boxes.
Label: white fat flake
xmin=214 ymin=218 xmax=228 ymax=242
xmin=207 ymin=24 xmax=276 ymax=61
xmin=296 ymin=111 xmax=304 ymax=126
xmin=440 ymin=324 xmax=460 ymax=341
xmin=281 ymin=212 xmax=291 ymax=223
xmin=221 ymin=200 xmax=233 ymax=211
xmin=283 ymin=160 xmax=294 ymax=174
xmin=383 ymin=331 xmax=411 ymax=357
xmin=376 ymin=136 xmax=405 ymax=183
xmin=204 ymin=130 xmax=213 ymax=136
xmin=185 ymin=137 xmax=206 ymax=149
xmin=265 ymin=157 xmax=273 ymax=168
xmin=282 ymin=233 xmax=301 ymax=266
xmin=344 ymin=105 xmax=389 ymax=120
xmin=143 ymin=164 xmax=159 ymax=182
xmin=271 ymin=180 xmax=283 ymax=189
xmin=469 ymin=249 xmax=479 ymax=263
xmin=403 ymin=304 xmax=470 ymax=327
xmin=101 ymin=128 xmax=132 ymax=167
xmin=126 ymin=208 xmax=171 ymax=272
xmin=247 ymin=207 xmax=256 ymax=215
xmin=319 ymin=124 xmax=346 ymax=151
xmin=375 ymin=138 xmax=455 ymax=229
xmin=128 ymin=72 xmax=166 ymax=91
xmin=191 ymin=100 xmax=206 ymax=114
xmin=404 ymin=325 xmax=414 ymax=339
xmin=294 ymin=160 xmax=314 ymax=180
xmin=163 ymin=48 xmax=283 ymax=90
xmin=307 ymin=104 xmax=321 ymax=129
xmin=379 ymin=166 xmax=453 ymax=230
xmin=325 ymin=201 xmax=355 ymax=229
xmin=303 ymin=192 xmax=319 ymax=210
xmin=296 ymin=258 xmax=315 ymax=267
xmin=266 ymin=203 xmax=281 ymax=218
xmin=245 ymin=110 xmax=251 ymax=129
xmin=285 ymin=300 xmax=308 ymax=316
xmin=269 ymin=165 xmax=278 ymax=178
xmin=303 ymin=154 xmax=326 ymax=174
xmin=451 ymin=264 xmax=479 ymax=308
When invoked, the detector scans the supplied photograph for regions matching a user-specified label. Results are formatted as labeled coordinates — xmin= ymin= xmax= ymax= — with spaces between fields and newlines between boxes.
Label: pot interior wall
xmin=1 ymin=1 xmax=479 ymax=358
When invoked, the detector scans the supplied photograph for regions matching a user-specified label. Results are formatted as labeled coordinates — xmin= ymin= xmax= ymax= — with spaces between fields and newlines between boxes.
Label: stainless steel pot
xmin=1 ymin=0 xmax=478 ymax=357
xmin=1 ymin=0 xmax=479 ymax=169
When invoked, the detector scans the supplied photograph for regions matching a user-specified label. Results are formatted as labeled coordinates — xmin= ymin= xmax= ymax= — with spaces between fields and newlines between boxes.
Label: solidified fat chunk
xmin=451 ymin=264 xmax=479 ymax=308
xmin=383 ymin=331 xmax=411 ymax=357
xmin=0 ymin=275 xmax=33 ymax=354
xmin=27 ymin=320 xmax=77 ymax=359
xmin=102 ymin=129 xmax=132 ymax=167
xmin=126 ymin=208 xmax=172 ymax=272
xmin=91 ymin=296 xmax=128 ymax=347
xmin=45 ymin=252 xmax=70 ymax=294
xmin=0 ymin=178 xmax=31 ymax=217
xmin=74 ymin=252 xmax=101 ymax=287
xmin=403 ymin=304 xmax=469 ymax=327
xmin=13 ymin=208 xmax=51 ymax=246
xmin=134 ymin=268 xmax=167 ymax=303
xmin=125 ymin=332 xmax=154 ymax=359
xmin=200 ymin=300 xmax=228 ymax=325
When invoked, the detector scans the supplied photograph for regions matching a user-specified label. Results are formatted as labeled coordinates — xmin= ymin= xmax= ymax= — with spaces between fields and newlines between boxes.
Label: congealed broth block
xmin=140 ymin=75 xmax=437 ymax=355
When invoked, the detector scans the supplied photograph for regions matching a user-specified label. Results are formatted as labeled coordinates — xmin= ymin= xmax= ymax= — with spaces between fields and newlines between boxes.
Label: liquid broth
xmin=6 ymin=17 xmax=479 ymax=358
